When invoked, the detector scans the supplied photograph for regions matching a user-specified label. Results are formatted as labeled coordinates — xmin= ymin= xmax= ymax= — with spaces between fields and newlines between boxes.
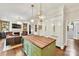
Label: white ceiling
xmin=0 ymin=3 xmax=79 ymax=22
xmin=0 ymin=3 xmax=63 ymax=21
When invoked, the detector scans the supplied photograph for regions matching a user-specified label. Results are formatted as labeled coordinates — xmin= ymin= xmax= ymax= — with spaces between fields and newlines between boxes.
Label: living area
xmin=0 ymin=3 xmax=79 ymax=56
xmin=0 ymin=3 xmax=65 ymax=56
xmin=0 ymin=19 xmax=28 ymax=51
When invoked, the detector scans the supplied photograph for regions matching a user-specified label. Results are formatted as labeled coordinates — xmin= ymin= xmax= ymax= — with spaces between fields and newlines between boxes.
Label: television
xmin=12 ymin=23 xmax=21 ymax=29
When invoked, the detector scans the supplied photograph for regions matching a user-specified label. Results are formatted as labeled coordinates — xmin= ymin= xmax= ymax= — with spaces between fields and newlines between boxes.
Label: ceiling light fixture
xmin=31 ymin=19 xmax=34 ymax=23
xmin=35 ymin=3 xmax=46 ymax=24
xmin=38 ymin=3 xmax=45 ymax=19
xmin=30 ymin=4 xmax=34 ymax=23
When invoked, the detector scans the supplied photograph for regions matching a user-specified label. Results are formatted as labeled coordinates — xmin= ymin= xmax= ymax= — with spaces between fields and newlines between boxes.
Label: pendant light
xmin=38 ymin=3 xmax=45 ymax=19
xmin=30 ymin=4 xmax=34 ymax=23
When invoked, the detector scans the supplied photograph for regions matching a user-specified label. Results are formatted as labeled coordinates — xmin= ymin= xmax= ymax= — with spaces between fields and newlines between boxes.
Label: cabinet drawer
xmin=23 ymin=39 xmax=29 ymax=54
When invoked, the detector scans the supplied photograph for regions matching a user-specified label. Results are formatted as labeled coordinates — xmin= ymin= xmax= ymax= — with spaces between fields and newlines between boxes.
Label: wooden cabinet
xmin=22 ymin=35 xmax=56 ymax=56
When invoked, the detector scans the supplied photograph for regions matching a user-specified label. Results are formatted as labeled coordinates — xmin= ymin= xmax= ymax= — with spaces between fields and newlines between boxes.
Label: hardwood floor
xmin=0 ymin=39 xmax=79 ymax=56
xmin=0 ymin=46 xmax=26 ymax=56
xmin=54 ymin=47 xmax=64 ymax=56
xmin=64 ymin=39 xmax=79 ymax=56
xmin=0 ymin=46 xmax=64 ymax=56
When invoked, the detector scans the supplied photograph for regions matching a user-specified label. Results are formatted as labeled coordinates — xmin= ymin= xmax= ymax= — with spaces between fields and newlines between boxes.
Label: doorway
xmin=67 ymin=22 xmax=74 ymax=39
xmin=65 ymin=20 xmax=79 ymax=56
xmin=29 ymin=25 xmax=31 ymax=34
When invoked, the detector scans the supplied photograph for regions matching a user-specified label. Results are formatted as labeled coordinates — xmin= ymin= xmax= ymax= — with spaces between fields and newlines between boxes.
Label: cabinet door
xmin=23 ymin=39 xmax=32 ymax=56
xmin=42 ymin=42 xmax=56 ymax=56
xmin=23 ymin=39 xmax=28 ymax=54
xmin=27 ymin=40 xmax=32 ymax=56
xmin=31 ymin=44 xmax=41 ymax=56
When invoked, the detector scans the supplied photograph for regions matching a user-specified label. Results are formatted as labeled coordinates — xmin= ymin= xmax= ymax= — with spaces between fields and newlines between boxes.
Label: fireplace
xmin=14 ymin=32 xmax=20 ymax=36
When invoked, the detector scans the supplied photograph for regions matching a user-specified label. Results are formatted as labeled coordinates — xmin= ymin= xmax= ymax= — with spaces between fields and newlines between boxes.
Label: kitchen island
xmin=22 ymin=35 xmax=56 ymax=56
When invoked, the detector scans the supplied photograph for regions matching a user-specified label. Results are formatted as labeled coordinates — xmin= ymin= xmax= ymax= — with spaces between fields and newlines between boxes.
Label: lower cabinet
xmin=23 ymin=38 xmax=56 ymax=56
xmin=31 ymin=44 xmax=42 ymax=56
xmin=23 ymin=39 xmax=32 ymax=56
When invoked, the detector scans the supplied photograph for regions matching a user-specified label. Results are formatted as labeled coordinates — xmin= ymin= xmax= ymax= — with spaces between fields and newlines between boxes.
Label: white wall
xmin=73 ymin=21 xmax=79 ymax=39
xmin=9 ymin=21 xmax=22 ymax=35
xmin=1 ymin=3 xmax=79 ymax=49
xmin=46 ymin=7 xmax=65 ymax=49
xmin=0 ymin=4 xmax=66 ymax=49
xmin=9 ymin=20 xmax=29 ymax=35
xmin=64 ymin=4 xmax=79 ymax=44
xmin=30 ymin=6 xmax=65 ymax=49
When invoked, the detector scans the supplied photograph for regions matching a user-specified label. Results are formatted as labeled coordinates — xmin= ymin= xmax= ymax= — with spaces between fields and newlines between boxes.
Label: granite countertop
xmin=22 ymin=35 xmax=56 ymax=49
